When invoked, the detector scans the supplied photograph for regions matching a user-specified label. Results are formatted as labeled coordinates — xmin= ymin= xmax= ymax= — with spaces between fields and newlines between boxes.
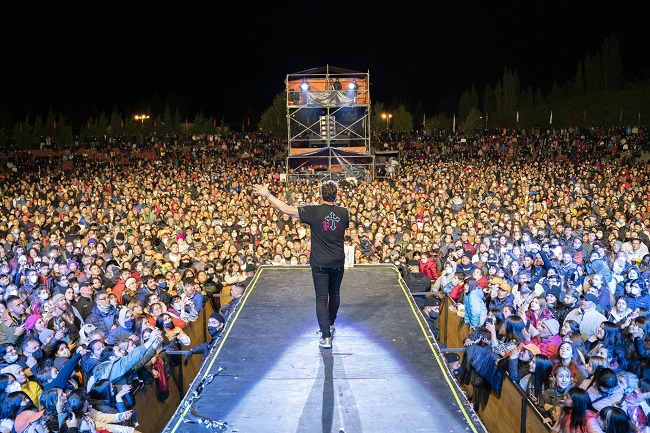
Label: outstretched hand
xmin=253 ymin=184 xmax=270 ymax=198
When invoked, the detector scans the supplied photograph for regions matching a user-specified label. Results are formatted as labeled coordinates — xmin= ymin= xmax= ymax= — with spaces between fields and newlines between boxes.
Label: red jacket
xmin=534 ymin=334 xmax=563 ymax=359
xmin=419 ymin=258 xmax=439 ymax=282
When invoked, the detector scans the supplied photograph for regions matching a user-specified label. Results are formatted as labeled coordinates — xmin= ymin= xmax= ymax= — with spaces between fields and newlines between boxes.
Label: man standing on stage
xmin=253 ymin=181 xmax=349 ymax=349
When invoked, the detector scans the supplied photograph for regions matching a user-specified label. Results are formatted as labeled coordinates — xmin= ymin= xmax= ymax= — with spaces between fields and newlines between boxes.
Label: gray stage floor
xmin=164 ymin=265 xmax=486 ymax=433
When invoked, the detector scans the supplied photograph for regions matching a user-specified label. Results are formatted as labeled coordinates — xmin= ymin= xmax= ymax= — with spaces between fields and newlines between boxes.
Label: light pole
xmin=381 ymin=113 xmax=392 ymax=130
xmin=134 ymin=114 xmax=150 ymax=125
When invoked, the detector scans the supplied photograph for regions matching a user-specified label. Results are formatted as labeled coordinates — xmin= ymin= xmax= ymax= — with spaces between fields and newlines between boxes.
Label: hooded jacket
xmin=464 ymin=281 xmax=487 ymax=329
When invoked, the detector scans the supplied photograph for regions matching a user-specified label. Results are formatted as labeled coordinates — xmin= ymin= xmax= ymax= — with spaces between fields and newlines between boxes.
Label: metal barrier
xmin=133 ymin=302 xmax=212 ymax=433
xmin=437 ymin=294 xmax=551 ymax=433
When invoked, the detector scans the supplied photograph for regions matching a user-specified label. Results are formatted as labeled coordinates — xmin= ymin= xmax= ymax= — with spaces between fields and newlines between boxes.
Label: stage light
xmin=300 ymin=79 xmax=310 ymax=91
xmin=348 ymin=80 xmax=358 ymax=91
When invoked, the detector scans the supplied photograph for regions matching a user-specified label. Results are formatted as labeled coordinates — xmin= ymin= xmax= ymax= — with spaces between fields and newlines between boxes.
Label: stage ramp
xmin=163 ymin=265 xmax=486 ymax=433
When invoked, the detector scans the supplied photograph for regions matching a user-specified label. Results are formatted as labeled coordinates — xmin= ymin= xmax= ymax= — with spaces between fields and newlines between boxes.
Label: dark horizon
xmin=3 ymin=2 xmax=650 ymax=127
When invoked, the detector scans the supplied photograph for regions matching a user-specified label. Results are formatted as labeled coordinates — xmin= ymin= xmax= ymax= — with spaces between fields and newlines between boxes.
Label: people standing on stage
xmin=253 ymin=180 xmax=349 ymax=349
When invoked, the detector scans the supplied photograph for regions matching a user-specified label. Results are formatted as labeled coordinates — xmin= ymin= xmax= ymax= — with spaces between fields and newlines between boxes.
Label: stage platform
xmin=163 ymin=265 xmax=486 ymax=433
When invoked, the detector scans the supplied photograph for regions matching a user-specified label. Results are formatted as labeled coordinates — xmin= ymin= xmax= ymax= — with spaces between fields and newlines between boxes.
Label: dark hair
xmin=94 ymin=290 xmax=108 ymax=303
xmin=594 ymin=368 xmax=618 ymax=390
xmin=562 ymin=320 xmax=580 ymax=336
xmin=465 ymin=277 xmax=478 ymax=293
xmin=488 ymin=308 xmax=505 ymax=326
xmin=0 ymin=374 xmax=12 ymax=410
xmin=155 ymin=314 xmax=171 ymax=331
xmin=134 ymin=315 xmax=149 ymax=339
xmin=558 ymin=387 xmax=594 ymax=433
xmin=504 ymin=315 xmax=526 ymax=343
xmin=321 ymin=180 xmax=338 ymax=202
xmin=1 ymin=391 xmax=35 ymax=419
xmin=598 ymin=406 xmax=635 ymax=433
xmin=531 ymin=354 xmax=554 ymax=398
xmin=88 ymin=378 xmax=116 ymax=406
xmin=99 ymin=345 xmax=116 ymax=362
xmin=599 ymin=321 xmax=624 ymax=349
xmin=502 ymin=305 xmax=517 ymax=317
xmin=40 ymin=387 xmax=62 ymax=415
xmin=88 ymin=339 xmax=105 ymax=355
xmin=5 ymin=295 xmax=20 ymax=307
xmin=64 ymin=388 xmax=88 ymax=420
xmin=35 ymin=359 xmax=56 ymax=386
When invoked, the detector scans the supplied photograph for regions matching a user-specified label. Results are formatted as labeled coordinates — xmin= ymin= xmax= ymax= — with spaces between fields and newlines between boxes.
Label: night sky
xmin=4 ymin=2 xmax=650 ymax=125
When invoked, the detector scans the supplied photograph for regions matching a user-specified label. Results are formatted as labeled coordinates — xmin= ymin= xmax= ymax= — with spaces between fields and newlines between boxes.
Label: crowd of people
xmin=0 ymin=124 xmax=646 ymax=432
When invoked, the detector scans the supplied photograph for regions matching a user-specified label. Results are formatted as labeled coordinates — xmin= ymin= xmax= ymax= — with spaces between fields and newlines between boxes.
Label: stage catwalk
xmin=164 ymin=265 xmax=486 ymax=433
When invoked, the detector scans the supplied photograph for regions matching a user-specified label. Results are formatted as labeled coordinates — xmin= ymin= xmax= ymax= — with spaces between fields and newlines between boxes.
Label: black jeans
xmin=311 ymin=267 xmax=344 ymax=338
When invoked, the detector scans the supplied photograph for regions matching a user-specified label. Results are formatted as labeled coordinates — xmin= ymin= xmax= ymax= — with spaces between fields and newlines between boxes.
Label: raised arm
xmin=253 ymin=184 xmax=299 ymax=219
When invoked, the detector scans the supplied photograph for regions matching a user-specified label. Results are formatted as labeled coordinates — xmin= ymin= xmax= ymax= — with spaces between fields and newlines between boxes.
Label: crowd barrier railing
xmin=438 ymin=294 xmax=551 ymax=433
xmin=132 ymin=302 xmax=212 ymax=433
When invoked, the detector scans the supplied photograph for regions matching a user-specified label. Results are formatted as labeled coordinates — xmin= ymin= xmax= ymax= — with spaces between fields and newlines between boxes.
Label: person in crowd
xmin=220 ymin=283 xmax=245 ymax=321
xmin=183 ymin=312 xmax=226 ymax=366
xmin=564 ymin=293 xmax=608 ymax=345
xmin=552 ymin=387 xmax=601 ymax=433
xmin=587 ymin=321 xmax=625 ymax=358
xmin=509 ymin=349 xmax=553 ymax=406
xmin=557 ymin=290 xmax=581 ymax=324
xmin=608 ymin=296 xmax=633 ymax=327
xmin=531 ymin=318 xmax=563 ymax=359
xmin=85 ymin=291 xmax=118 ymax=336
xmin=88 ymin=328 xmax=163 ymax=391
xmin=432 ymin=260 xmax=457 ymax=293
xmin=463 ymin=277 xmax=487 ymax=330
xmin=579 ymin=367 xmax=624 ymax=412
xmin=485 ymin=315 xmax=526 ymax=357
xmin=597 ymin=406 xmax=636 ymax=433
xmin=552 ymin=341 xmax=587 ymax=386
xmin=540 ymin=365 xmax=574 ymax=424
xmin=402 ymin=259 xmax=432 ymax=304
xmin=421 ymin=297 xmax=441 ymax=339
xmin=487 ymin=277 xmax=514 ymax=311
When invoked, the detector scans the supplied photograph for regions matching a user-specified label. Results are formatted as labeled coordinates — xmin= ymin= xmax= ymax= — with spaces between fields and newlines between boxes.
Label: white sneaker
xmin=319 ymin=337 xmax=332 ymax=349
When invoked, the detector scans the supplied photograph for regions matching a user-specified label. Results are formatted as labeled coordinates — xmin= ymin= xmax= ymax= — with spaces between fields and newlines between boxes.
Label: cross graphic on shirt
xmin=325 ymin=212 xmax=340 ymax=231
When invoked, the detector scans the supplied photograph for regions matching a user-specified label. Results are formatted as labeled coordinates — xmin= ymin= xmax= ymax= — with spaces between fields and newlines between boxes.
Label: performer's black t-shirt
xmin=298 ymin=204 xmax=349 ymax=268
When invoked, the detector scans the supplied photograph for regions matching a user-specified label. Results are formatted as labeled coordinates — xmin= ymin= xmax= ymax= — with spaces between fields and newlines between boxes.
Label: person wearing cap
xmin=421 ymin=297 xmax=441 ymax=339
xmin=253 ymin=181 xmax=349 ymax=350
xmin=183 ymin=312 xmax=226 ymax=366
xmin=531 ymin=318 xmax=563 ymax=358
xmin=563 ymin=293 xmax=607 ymax=343
xmin=507 ymin=342 xmax=542 ymax=387
xmin=443 ymin=352 xmax=462 ymax=378
xmin=402 ymin=259 xmax=432 ymax=304
xmin=47 ymin=293 xmax=82 ymax=345
xmin=487 ymin=277 xmax=514 ymax=311
xmin=13 ymin=408 xmax=46 ymax=433
xmin=457 ymin=250 xmax=477 ymax=276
